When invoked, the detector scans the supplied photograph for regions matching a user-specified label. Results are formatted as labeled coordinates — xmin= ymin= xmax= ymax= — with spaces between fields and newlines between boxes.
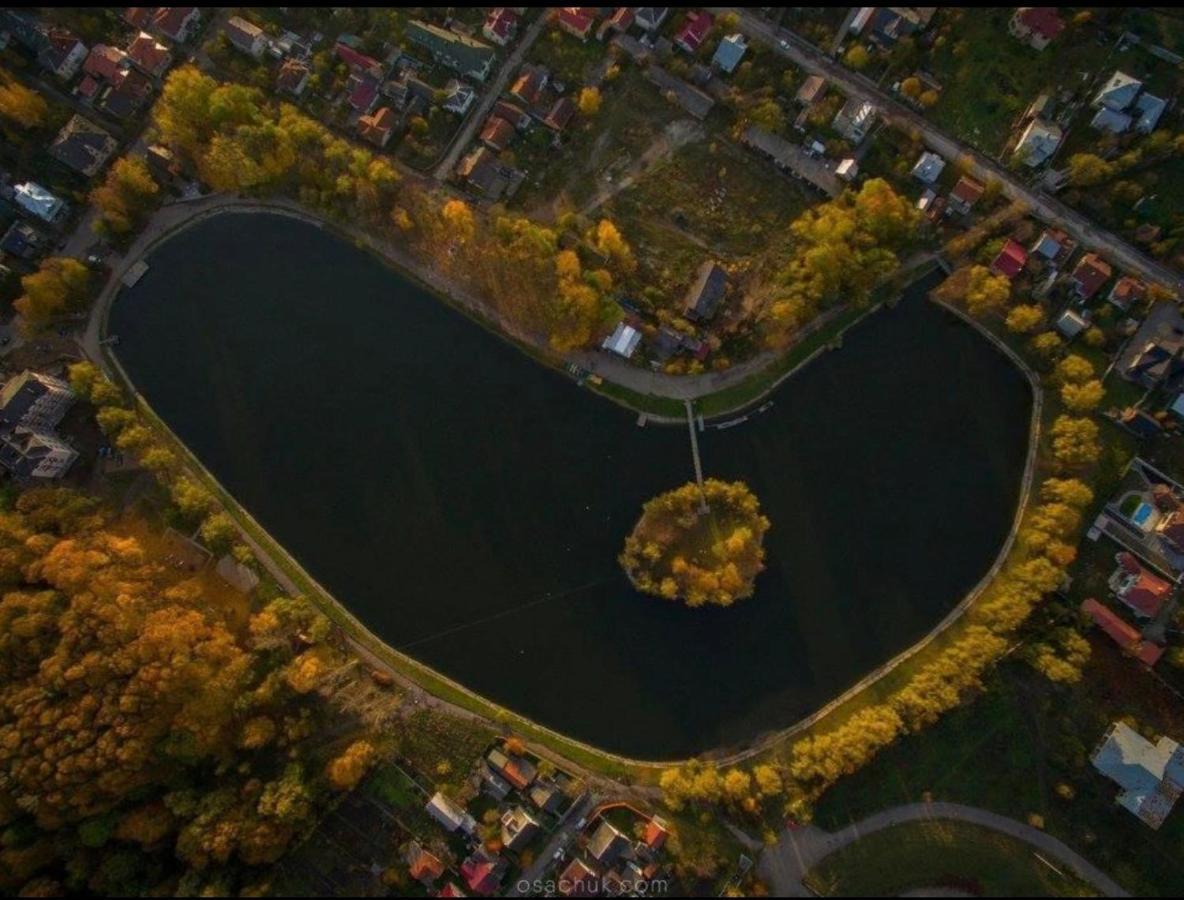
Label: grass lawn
xmin=804 ymin=820 xmax=1096 ymax=897
xmin=511 ymin=65 xmax=683 ymax=214
xmin=811 ymin=653 xmax=1184 ymax=897
xmin=608 ymin=138 xmax=812 ymax=260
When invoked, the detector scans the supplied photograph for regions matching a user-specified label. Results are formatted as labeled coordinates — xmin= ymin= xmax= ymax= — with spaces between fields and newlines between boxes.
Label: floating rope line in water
xmin=394 ymin=575 xmax=618 ymax=652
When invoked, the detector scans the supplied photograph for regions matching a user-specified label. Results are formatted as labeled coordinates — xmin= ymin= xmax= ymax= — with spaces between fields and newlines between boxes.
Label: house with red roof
xmin=437 ymin=884 xmax=465 ymax=898
xmin=990 ymin=238 xmax=1028 ymax=280
xmin=335 ymin=40 xmax=383 ymax=77
xmin=347 ymin=73 xmax=381 ymax=112
xmin=405 ymin=841 xmax=445 ymax=885
xmin=128 ymin=31 xmax=172 ymax=78
xmin=1009 ymin=8 xmax=1065 ymax=50
xmin=483 ymin=7 xmax=519 ymax=46
xmin=558 ymin=858 xmax=598 ymax=897
xmin=124 ymin=8 xmax=155 ymax=30
xmin=460 ymin=851 xmax=504 ymax=896
xmin=675 ymin=11 xmax=714 ymax=54
xmin=598 ymin=7 xmax=635 ymax=41
xmin=82 ymin=44 xmax=129 ymax=84
xmin=1108 ymin=275 xmax=1146 ymax=312
xmin=643 ymin=815 xmax=669 ymax=850
xmin=480 ymin=116 xmax=516 ymax=152
xmin=1081 ymin=598 xmax=1164 ymax=666
xmin=1109 ymin=552 xmax=1172 ymax=619
xmin=1070 ymin=252 xmax=1113 ymax=301
xmin=276 ymin=57 xmax=310 ymax=97
xmin=153 ymin=7 xmax=202 ymax=43
xmin=557 ymin=8 xmax=597 ymax=42
xmin=544 ymin=97 xmax=576 ymax=131
xmin=947 ymin=175 xmax=984 ymax=216
xmin=509 ymin=65 xmax=547 ymax=106
xmin=357 ymin=106 xmax=395 ymax=147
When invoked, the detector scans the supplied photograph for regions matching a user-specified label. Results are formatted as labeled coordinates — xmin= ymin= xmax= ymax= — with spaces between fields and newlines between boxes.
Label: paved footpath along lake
xmin=111 ymin=213 xmax=1032 ymax=759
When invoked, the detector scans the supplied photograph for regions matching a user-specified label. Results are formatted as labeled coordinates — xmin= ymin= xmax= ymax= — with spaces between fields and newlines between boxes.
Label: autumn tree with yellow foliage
xmin=620 ymin=479 xmax=771 ymax=608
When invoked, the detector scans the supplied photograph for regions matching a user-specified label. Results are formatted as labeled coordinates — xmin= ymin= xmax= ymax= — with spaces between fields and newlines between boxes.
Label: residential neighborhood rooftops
xmin=406 ymin=19 xmax=495 ymax=81
xmin=1094 ymin=70 xmax=1143 ymax=112
xmin=1071 ymin=252 xmax=1113 ymax=300
xmin=990 ymin=238 xmax=1028 ymax=280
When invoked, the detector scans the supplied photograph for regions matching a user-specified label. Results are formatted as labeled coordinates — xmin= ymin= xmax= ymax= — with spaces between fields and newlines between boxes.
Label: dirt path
xmin=577 ymin=118 xmax=704 ymax=218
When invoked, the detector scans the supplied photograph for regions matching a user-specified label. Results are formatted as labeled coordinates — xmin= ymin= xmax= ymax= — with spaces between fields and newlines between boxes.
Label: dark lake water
xmin=110 ymin=212 xmax=1032 ymax=759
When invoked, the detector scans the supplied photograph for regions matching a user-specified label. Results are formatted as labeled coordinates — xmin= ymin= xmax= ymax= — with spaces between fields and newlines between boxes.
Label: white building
xmin=1092 ymin=722 xmax=1184 ymax=829
xmin=602 ymin=322 xmax=642 ymax=359
xmin=13 ymin=181 xmax=66 ymax=224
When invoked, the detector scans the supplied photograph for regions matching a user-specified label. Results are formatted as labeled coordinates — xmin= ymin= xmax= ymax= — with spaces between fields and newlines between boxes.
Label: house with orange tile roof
xmin=1109 ymin=552 xmax=1172 ymax=619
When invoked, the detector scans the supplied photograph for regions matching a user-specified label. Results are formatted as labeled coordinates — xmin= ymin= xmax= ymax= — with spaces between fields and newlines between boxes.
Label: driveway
xmin=432 ymin=13 xmax=548 ymax=182
xmin=713 ymin=8 xmax=1184 ymax=294
xmin=758 ymin=801 xmax=1128 ymax=897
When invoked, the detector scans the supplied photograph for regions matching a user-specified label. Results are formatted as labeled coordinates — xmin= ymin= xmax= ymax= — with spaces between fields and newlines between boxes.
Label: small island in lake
xmin=620 ymin=479 xmax=771 ymax=608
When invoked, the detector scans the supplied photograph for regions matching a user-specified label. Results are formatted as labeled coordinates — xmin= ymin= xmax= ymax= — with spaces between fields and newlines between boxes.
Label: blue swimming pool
xmin=1132 ymin=501 xmax=1155 ymax=528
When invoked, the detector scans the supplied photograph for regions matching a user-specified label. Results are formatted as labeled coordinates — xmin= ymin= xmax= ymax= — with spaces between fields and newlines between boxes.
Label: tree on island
xmin=620 ymin=479 xmax=771 ymax=608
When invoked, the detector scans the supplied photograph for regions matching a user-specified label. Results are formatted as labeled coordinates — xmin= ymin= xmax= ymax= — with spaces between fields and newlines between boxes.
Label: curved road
xmin=715 ymin=7 xmax=1184 ymax=295
xmin=759 ymin=801 xmax=1128 ymax=897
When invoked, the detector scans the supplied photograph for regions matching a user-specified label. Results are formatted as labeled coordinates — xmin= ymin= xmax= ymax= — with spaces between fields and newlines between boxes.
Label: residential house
xmin=558 ymin=858 xmax=598 ymax=897
xmin=1125 ymin=333 xmax=1184 ymax=391
xmin=598 ymin=7 xmax=635 ymax=41
xmin=1110 ymin=552 xmax=1171 ymax=619
xmin=1090 ymin=70 xmax=1164 ymax=135
xmin=405 ymin=841 xmax=445 ymax=885
xmin=741 ymin=126 xmax=841 ymax=196
xmin=276 ymin=58 xmax=310 ymax=97
xmin=128 ymin=31 xmax=172 ymax=78
xmin=1009 ymin=7 xmax=1064 ymax=50
xmin=795 ymin=74 xmax=827 ymax=106
xmin=990 ymin=238 xmax=1028 ymax=280
xmin=674 ymin=11 xmax=713 ymax=54
xmin=1069 ymin=252 xmax=1112 ymax=301
xmin=1109 ymin=276 xmax=1146 ymax=313
xmin=1155 ymin=501 xmax=1184 ymax=555
xmin=712 ymin=33 xmax=747 ymax=74
xmin=528 ymin=778 xmax=566 ymax=814
xmin=864 ymin=7 xmax=936 ymax=46
xmin=1055 ymin=308 xmax=1088 ymax=339
xmin=145 ymin=143 xmax=183 ymax=186
xmin=602 ymin=321 xmax=642 ymax=359
xmin=643 ymin=815 xmax=670 ymax=851
xmin=39 ymin=28 xmax=88 ymax=80
xmin=486 ymin=747 xmax=537 ymax=791
xmin=1119 ymin=408 xmax=1163 ymax=440
xmin=0 ymin=371 xmax=77 ymax=481
xmin=832 ymin=98 xmax=877 ymax=144
xmin=0 ymin=428 xmax=78 ymax=480
xmin=225 ymin=16 xmax=265 ymax=58
xmin=347 ymin=73 xmax=381 ymax=113
xmin=500 ymin=806 xmax=540 ymax=852
xmin=587 ymin=820 xmax=629 ymax=867
xmin=152 ymin=7 xmax=202 ymax=44
xmin=335 ymin=40 xmax=383 ymax=77
xmin=543 ymin=97 xmax=575 ymax=132
xmin=357 ymin=107 xmax=395 ymax=148
xmin=492 ymin=99 xmax=530 ymax=129
xmin=0 ymin=221 xmax=47 ymax=260
xmin=836 ymin=157 xmax=859 ymax=181
xmin=480 ymin=115 xmax=516 ymax=151
xmin=456 ymin=146 xmax=520 ymax=200
xmin=557 ymin=8 xmax=596 ymax=42
xmin=1014 ymin=118 xmax=1062 ymax=166
xmin=1081 ymin=598 xmax=1164 ymax=666
xmin=483 ymin=7 xmax=519 ymax=47
xmin=1031 ymin=227 xmax=1073 ymax=265
xmin=13 ymin=182 xmax=66 ymax=224
xmin=479 ymin=765 xmax=512 ymax=800
xmin=910 ymin=150 xmax=945 ymax=185
xmin=0 ymin=371 xmax=74 ymax=431
xmin=461 ymin=849 xmax=505 ymax=896
xmin=443 ymin=80 xmax=476 ymax=115
xmin=1094 ymin=70 xmax=1143 ymax=113
xmin=424 ymin=792 xmax=476 ymax=835
xmin=406 ymin=20 xmax=495 ymax=82
xmin=634 ymin=8 xmax=669 ymax=32
xmin=683 ymin=260 xmax=728 ymax=322
xmin=509 ymin=65 xmax=548 ymax=106
xmin=49 ymin=115 xmax=117 ymax=177
xmin=946 ymin=175 xmax=984 ymax=215
xmin=1092 ymin=721 xmax=1184 ymax=828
